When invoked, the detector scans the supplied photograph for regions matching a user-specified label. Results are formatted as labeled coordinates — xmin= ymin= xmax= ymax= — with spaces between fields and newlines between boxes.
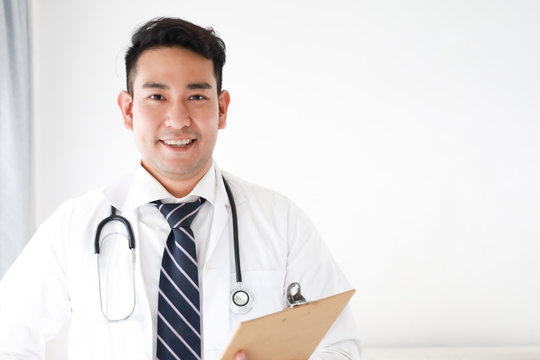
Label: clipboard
xmin=220 ymin=288 xmax=355 ymax=360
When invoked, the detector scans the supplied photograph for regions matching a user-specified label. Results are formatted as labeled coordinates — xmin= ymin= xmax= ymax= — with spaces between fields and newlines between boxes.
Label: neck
xmin=161 ymin=177 xmax=202 ymax=199
xmin=143 ymin=163 xmax=212 ymax=199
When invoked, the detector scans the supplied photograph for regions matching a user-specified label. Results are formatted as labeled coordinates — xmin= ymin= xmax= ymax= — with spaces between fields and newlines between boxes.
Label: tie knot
xmin=154 ymin=198 xmax=206 ymax=229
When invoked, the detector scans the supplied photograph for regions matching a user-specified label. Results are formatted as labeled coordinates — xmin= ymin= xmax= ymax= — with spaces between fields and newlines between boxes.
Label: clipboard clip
xmin=287 ymin=282 xmax=308 ymax=308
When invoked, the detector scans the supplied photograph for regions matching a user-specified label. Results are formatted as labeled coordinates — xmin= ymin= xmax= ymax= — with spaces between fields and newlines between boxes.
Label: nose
xmin=164 ymin=101 xmax=191 ymax=128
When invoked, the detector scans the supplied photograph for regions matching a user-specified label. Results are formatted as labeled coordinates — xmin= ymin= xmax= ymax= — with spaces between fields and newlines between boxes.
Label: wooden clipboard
xmin=219 ymin=289 xmax=355 ymax=360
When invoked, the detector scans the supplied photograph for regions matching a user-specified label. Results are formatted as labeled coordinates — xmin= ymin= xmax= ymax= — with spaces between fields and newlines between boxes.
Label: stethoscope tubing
xmin=94 ymin=176 xmax=241 ymax=281
xmin=221 ymin=175 xmax=242 ymax=284
xmin=94 ymin=174 xmax=252 ymax=318
xmin=94 ymin=206 xmax=135 ymax=254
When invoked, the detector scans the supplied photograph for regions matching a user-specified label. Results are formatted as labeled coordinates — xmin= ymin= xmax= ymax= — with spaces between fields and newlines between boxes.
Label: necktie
xmin=154 ymin=198 xmax=205 ymax=360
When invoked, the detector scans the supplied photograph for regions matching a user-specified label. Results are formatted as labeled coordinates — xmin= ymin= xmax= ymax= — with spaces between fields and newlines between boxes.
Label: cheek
xmin=190 ymin=106 xmax=215 ymax=121
xmin=132 ymin=105 xmax=161 ymax=131
xmin=198 ymin=117 xmax=220 ymax=135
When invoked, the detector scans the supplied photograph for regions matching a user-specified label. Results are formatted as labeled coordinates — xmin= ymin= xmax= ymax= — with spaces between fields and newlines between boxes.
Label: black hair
xmin=124 ymin=17 xmax=226 ymax=95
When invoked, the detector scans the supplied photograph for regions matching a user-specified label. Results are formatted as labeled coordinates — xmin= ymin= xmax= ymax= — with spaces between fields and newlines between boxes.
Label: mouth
xmin=161 ymin=139 xmax=195 ymax=148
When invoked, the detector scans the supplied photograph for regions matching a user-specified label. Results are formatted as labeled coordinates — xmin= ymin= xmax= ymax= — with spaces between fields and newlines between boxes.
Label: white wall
xmin=32 ymin=0 xmax=540 ymax=348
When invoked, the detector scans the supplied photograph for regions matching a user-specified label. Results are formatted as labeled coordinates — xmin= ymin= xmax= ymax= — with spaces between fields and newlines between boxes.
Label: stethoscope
xmin=94 ymin=175 xmax=253 ymax=322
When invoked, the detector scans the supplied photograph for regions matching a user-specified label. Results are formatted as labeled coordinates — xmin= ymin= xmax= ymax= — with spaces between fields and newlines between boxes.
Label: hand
xmin=235 ymin=350 xmax=247 ymax=360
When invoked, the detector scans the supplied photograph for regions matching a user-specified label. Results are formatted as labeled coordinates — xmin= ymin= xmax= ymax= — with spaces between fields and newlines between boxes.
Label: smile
xmin=162 ymin=139 xmax=194 ymax=147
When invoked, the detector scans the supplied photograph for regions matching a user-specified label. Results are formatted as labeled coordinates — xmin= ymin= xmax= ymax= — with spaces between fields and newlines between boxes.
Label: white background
xmin=31 ymin=0 xmax=540 ymax=349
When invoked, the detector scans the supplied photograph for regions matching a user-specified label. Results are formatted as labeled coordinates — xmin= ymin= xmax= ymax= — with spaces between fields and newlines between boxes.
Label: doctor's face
xmin=118 ymin=46 xmax=229 ymax=188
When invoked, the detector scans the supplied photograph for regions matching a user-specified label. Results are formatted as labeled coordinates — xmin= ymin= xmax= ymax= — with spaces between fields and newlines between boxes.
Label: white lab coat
xmin=0 ymin=166 xmax=360 ymax=359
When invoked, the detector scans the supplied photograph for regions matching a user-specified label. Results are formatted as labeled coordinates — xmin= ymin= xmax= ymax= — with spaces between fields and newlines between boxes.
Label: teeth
xmin=163 ymin=139 xmax=193 ymax=147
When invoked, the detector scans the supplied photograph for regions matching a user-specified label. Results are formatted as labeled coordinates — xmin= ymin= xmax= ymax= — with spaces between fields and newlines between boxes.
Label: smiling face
xmin=118 ymin=46 xmax=230 ymax=196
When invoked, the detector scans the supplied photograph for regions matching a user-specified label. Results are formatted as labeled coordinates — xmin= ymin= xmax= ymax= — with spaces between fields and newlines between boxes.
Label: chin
xmin=164 ymin=162 xmax=205 ymax=178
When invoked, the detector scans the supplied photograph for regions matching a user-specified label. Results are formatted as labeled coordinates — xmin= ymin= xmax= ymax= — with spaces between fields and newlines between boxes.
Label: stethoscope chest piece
xmin=230 ymin=287 xmax=253 ymax=314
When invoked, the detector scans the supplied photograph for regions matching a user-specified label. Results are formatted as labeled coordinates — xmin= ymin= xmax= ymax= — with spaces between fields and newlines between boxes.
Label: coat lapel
xmin=201 ymin=172 xmax=232 ymax=355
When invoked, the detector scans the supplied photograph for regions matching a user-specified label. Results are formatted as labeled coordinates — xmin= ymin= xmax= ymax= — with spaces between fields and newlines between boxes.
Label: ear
xmin=218 ymin=90 xmax=231 ymax=130
xmin=117 ymin=90 xmax=134 ymax=130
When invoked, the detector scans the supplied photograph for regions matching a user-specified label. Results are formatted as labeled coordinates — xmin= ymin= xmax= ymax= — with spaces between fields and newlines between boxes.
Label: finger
xmin=235 ymin=350 xmax=247 ymax=360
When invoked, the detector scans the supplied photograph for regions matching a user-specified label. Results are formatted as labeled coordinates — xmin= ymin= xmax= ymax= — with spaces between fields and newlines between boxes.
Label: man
xmin=0 ymin=17 xmax=360 ymax=359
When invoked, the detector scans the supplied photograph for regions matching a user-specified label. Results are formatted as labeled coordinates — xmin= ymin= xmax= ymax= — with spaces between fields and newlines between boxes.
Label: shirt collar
xmin=103 ymin=161 xmax=218 ymax=211
xmin=159 ymin=162 xmax=217 ymax=205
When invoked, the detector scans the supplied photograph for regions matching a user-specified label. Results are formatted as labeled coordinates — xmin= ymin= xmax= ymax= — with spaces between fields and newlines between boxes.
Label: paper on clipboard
xmin=220 ymin=289 xmax=355 ymax=360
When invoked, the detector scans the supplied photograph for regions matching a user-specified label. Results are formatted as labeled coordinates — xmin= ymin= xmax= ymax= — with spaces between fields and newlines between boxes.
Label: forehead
xmin=132 ymin=46 xmax=215 ymax=87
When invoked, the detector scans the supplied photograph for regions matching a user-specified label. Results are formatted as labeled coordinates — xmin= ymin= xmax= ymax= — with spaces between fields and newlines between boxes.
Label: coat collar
xmin=102 ymin=162 xmax=223 ymax=211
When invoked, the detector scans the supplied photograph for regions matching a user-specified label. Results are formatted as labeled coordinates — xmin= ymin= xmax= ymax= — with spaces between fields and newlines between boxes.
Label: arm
xmin=285 ymin=201 xmax=362 ymax=360
xmin=225 ymin=178 xmax=361 ymax=359
xmin=0 ymin=204 xmax=72 ymax=359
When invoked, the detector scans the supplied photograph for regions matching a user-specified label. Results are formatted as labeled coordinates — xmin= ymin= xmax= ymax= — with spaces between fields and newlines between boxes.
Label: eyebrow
xmin=186 ymin=82 xmax=212 ymax=90
xmin=142 ymin=82 xmax=169 ymax=90
xmin=141 ymin=82 xmax=213 ymax=91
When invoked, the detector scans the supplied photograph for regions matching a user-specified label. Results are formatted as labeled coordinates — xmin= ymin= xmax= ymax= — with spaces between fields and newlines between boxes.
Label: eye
xmin=149 ymin=94 xmax=165 ymax=100
xmin=188 ymin=94 xmax=207 ymax=101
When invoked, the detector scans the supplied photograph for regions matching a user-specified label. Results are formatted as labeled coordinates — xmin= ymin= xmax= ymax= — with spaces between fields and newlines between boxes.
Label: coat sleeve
xmin=0 ymin=202 xmax=73 ymax=359
xmin=284 ymin=200 xmax=362 ymax=360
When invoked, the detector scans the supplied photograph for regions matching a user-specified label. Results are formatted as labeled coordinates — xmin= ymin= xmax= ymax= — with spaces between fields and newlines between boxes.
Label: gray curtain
xmin=0 ymin=0 xmax=32 ymax=278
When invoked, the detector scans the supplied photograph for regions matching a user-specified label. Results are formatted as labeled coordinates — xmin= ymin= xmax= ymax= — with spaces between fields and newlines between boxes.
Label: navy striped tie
xmin=154 ymin=198 xmax=205 ymax=360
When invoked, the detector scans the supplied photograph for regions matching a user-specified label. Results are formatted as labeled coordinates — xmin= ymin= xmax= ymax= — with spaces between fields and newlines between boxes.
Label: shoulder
xmin=22 ymin=189 xmax=110 ymax=267
xmin=41 ymin=189 xmax=110 ymax=232
xmin=221 ymin=172 xmax=290 ymax=204
xmin=58 ymin=189 xmax=108 ymax=214
xmin=53 ymin=166 xmax=140 ymax=221
xmin=220 ymin=172 xmax=313 ymax=228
